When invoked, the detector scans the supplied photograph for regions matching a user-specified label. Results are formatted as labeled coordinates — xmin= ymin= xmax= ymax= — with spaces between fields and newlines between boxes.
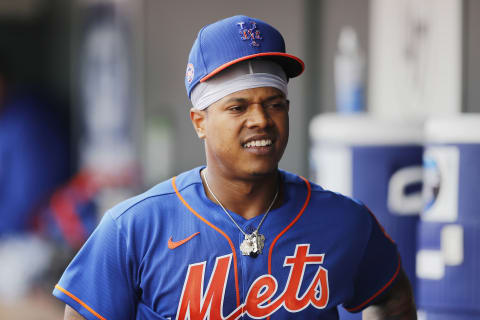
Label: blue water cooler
xmin=309 ymin=114 xmax=423 ymax=319
xmin=416 ymin=115 xmax=480 ymax=320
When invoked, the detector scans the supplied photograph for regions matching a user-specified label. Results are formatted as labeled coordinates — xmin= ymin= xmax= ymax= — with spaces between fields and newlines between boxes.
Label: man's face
xmin=191 ymin=86 xmax=289 ymax=179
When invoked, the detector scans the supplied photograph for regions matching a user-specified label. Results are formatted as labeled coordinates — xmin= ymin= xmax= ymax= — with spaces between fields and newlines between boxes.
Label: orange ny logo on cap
xmin=237 ymin=21 xmax=262 ymax=47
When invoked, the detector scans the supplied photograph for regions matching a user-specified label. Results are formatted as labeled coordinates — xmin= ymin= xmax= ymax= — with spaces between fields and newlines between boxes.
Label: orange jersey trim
xmin=55 ymin=284 xmax=106 ymax=320
xmin=266 ymin=176 xmax=311 ymax=320
xmin=345 ymin=254 xmax=402 ymax=313
xmin=172 ymin=176 xmax=241 ymax=307
xmin=268 ymin=176 xmax=311 ymax=275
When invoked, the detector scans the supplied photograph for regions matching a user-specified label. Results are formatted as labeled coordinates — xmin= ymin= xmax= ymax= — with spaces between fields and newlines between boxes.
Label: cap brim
xmin=200 ymin=52 xmax=305 ymax=82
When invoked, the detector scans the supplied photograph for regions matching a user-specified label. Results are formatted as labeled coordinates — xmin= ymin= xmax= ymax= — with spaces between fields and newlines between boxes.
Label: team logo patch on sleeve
xmin=186 ymin=63 xmax=194 ymax=83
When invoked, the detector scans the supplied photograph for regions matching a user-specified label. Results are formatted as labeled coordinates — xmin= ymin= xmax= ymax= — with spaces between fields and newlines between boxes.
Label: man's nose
xmin=245 ymin=104 xmax=271 ymax=128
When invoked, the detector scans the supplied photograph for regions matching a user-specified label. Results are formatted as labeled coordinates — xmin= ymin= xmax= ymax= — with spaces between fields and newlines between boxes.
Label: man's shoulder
xmin=280 ymin=169 xmax=369 ymax=222
xmin=107 ymin=167 xmax=203 ymax=221
xmin=281 ymin=169 xmax=360 ymax=202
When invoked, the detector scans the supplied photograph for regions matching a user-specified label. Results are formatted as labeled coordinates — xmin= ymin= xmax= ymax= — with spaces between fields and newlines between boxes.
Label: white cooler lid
xmin=309 ymin=113 xmax=424 ymax=145
xmin=425 ymin=114 xmax=480 ymax=143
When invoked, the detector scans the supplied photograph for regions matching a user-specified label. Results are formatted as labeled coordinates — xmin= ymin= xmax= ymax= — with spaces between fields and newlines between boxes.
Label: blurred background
xmin=0 ymin=0 xmax=478 ymax=319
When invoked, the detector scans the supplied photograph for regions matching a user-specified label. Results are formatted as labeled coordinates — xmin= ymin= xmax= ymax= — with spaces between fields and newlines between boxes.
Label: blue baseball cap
xmin=185 ymin=15 xmax=305 ymax=98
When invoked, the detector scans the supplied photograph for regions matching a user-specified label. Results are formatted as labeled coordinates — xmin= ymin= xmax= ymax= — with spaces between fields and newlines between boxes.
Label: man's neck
xmin=201 ymin=167 xmax=281 ymax=220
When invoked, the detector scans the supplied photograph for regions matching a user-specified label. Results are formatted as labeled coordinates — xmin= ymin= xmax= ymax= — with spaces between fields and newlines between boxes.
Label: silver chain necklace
xmin=202 ymin=170 xmax=279 ymax=258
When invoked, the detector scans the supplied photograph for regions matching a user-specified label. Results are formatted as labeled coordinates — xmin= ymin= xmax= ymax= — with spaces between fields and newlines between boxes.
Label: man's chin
xmin=245 ymin=164 xmax=279 ymax=179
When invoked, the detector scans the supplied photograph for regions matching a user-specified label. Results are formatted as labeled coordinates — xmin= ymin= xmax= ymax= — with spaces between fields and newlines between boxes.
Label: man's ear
xmin=190 ymin=108 xmax=207 ymax=139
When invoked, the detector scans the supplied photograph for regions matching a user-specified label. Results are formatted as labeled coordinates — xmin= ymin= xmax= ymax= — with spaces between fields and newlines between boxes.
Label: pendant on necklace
xmin=240 ymin=231 xmax=265 ymax=258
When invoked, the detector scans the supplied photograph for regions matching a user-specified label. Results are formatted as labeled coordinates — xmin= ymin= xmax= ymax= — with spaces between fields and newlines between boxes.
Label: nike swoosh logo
xmin=168 ymin=232 xmax=200 ymax=249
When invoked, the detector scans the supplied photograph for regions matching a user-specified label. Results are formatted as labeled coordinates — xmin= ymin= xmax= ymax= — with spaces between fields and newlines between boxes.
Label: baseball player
xmin=54 ymin=15 xmax=416 ymax=319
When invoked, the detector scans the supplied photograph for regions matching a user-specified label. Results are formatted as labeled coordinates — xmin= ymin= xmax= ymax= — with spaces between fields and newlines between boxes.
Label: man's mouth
xmin=243 ymin=139 xmax=273 ymax=148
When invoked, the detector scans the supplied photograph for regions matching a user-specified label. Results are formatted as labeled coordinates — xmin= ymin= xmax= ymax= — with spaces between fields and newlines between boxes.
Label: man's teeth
xmin=243 ymin=139 xmax=272 ymax=148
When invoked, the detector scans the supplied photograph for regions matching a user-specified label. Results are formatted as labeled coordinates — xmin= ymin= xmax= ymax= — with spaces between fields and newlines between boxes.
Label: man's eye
xmin=266 ymin=101 xmax=288 ymax=110
xmin=228 ymin=105 xmax=245 ymax=112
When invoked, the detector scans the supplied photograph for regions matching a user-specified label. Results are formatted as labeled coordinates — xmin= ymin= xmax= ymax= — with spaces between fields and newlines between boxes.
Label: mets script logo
xmin=237 ymin=21 xmax=262 ymax=47
xmin=176 ymin=244 xmax=329 ymax=319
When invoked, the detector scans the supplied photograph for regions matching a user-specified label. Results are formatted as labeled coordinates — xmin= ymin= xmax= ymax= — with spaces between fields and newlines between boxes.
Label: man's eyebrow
xmin=263 ymin=94 xmax=287 ymax=102
xmin=222 ymin=97 xmax=248 ymax=104
xmin=223 ymin=94 xmax=286 ymax=105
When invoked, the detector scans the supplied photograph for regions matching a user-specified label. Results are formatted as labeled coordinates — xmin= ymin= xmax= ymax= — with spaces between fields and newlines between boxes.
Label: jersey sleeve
xmin=52 ymin=211 xmax=138 ymax=320
xmin=342 ymin=207 xmax=401 ymax=313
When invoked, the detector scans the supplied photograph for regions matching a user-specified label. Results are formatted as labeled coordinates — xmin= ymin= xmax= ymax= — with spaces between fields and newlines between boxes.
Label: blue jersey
xmin=53 ymin=167 xmax=400 ymax=319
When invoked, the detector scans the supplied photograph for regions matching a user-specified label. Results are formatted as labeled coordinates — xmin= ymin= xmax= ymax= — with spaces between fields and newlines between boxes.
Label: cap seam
xmin=198 ymin=26 xmax=208 ymax=87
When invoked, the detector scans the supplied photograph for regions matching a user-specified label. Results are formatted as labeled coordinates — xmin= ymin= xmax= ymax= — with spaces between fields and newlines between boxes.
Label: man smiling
xmin=193 ymin=84 xmax=289 ymax=180
xmin=54 ymin=15 xmax=416 ymax=319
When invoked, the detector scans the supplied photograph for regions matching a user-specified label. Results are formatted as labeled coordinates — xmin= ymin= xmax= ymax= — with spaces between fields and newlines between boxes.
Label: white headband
xmin=191 ymin=60 xmax=288 ymax=110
